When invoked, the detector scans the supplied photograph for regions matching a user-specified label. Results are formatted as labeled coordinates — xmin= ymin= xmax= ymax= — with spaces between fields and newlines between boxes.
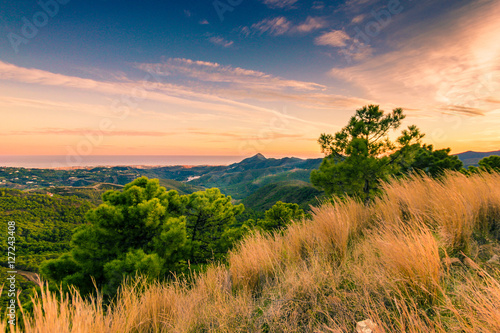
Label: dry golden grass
xmin=370 ymin=223 xmax=442 ymax=299
xmin=455 ymin=271 xmax=500 ymax=332
xmin=2 ymin=171 xmax=500 ymax=332
xmin=379 ymin=172 xmax=500 ymax=253
xmin=308 ymin=197 xmax=369 ymax=259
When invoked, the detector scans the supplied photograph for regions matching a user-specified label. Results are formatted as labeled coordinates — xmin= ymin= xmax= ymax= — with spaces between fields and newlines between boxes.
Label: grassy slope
xmin=5 ymin=172 xmax=500 ymax=332
xmin=194 ymin=169 xmax=317 ymax=200
xmin=241 ymin=180 xmax=323 ymax=211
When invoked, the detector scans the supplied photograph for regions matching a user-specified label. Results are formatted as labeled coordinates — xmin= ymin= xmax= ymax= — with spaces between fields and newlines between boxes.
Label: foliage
xmin=183 ymin=188 xmax=245 ymax=264
xmin=465 ymin=155 xmax=500 ymax=174
xmin=251 ymin=201 xmax=305 ymax=232
xmin=398 ymin=144 xmax=463 ymax=177
xmin=40 ymin=177 xmax=245 ymax=296
xmin=311 ymin=105 xmax=423 ymax=203
xmin=455 ymin=150 xmax=500 ymax=168
xmin=479 ymin=155 xmax=500 ymax=171
xmin=241 ymin=180 xmax=322 ymax=211
xmin=0 ymin=189 xmax=94 ymax=272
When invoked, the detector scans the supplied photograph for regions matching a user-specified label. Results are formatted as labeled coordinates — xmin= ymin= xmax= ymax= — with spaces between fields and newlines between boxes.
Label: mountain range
xmin=455 ymin=150 xmax=500 ymax=167
xmin=141 ymin=153 xmax=323 ymax=200
xmin=0 ymin=154 xmax=324 ymax=211
xmin=3 ymin=150 xmax=499 ymax=212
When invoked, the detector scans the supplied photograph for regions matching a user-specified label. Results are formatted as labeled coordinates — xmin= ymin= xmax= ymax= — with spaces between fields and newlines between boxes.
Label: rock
xmin=487 ymin=254 xmax=500 ymax=264
xmin=356 ymin=319 xmax=378 ymax=333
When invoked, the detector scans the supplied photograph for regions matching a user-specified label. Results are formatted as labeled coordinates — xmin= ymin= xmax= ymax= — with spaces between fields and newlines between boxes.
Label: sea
xmin=0 ymin=155 xmax=246 ymax=168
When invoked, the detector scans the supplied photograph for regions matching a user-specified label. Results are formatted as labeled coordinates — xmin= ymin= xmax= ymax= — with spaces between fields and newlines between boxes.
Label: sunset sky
xmin=0 ymin=0 xmax=499 ymax=159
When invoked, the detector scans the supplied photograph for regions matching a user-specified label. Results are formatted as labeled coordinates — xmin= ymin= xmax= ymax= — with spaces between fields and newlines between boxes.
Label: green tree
xmin=478 ymin=155 xmax=500 ymax=172
xmin=399 ymin=144 xmax=463 ymax=177
xmin=183 ymin=188 xmax=245 ymax=264
xmin=311 ymin=105 xmax=423 ymax=204
xmin=255 ymin=201 xmax=305 ymax=232
xmin=40 ymin=177 xmax=244 ymax=296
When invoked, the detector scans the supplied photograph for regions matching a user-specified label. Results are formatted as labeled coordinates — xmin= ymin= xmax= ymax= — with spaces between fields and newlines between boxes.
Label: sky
xmin=0 ymin=0 xmax=499 ymax=159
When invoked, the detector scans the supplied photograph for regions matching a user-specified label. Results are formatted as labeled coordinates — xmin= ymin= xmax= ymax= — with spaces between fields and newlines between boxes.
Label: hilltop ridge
xmin=455 ymin=149 xmax=500 ymax=167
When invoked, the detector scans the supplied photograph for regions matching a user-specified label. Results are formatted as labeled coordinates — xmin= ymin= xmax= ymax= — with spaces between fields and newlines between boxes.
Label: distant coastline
xmin=0 ymin=155 xmax=246 ymax=168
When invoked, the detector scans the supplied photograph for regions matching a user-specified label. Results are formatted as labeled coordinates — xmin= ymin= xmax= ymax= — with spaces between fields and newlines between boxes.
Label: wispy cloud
xmin=136 ymin=58 xmax=326 ymax=91
xmin=0 ymin=61 xmax=100 ymax=90
xmin=0 ymin=95 xmax=109 ymax=117
xmin=260 ymin=0 xmax=299 ymax=9
xmin=295 ymin=16 xmax=327 ymax=33
xmin=329 ymin=0 xmax=500 ymax=117
xmin=246 ymin=17 xmax=291 ymax=36
xmin=312 ymin=1 xmax=325 ymax=10
xmin=208 ymin=36 xmax=234 ymax=47
xmin=6 ymin=128 xmax=177 ymax=137
xmin=438 ymin=106 xmax=485 ymax=117
xmin=135 ymin=58 xmax=374 ymax=118
xmin=315 ymin=30 xmax=350 ymax=47
xmin=242 ymin=16 xmax=326 ymax=36
xmin=351 ymin=14 xmax=366 ymax=24
xmin=315 ymin=29 xmax=373 ymax=60
xmin=0 ymin=60 xmax=342 ymax=129
xmin=0 ymin=60 xmax=259 ymax=118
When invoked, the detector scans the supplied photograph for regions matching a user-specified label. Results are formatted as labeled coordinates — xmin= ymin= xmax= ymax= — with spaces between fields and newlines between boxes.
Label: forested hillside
xmin=241 ymin=180 xmax=321 ymax=211
xmin=186 ymin=154 xmax=322 ymax=199
xmin=0 ymin=155 xmax=323 ymax=210
xmin=0 ymin=189 xmax=94 ymax=271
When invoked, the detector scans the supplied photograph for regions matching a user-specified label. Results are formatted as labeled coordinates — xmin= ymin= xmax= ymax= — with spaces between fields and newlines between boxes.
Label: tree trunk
xmin=363 ymin=178 xmax=370 ymax=206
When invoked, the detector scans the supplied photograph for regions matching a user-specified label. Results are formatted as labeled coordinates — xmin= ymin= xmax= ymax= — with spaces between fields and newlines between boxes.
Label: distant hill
xmin=0 ymin=154 xmax=324 ymax=209
xmin=186 ymin=154 xmax=323 ymax=199
xmin=241 ymin=180 xmax=323 ymax=211
xmin=455 ymin=150 xmax=500 ymax=167
xmin=131 ymin=154 xmax=323 ymax=200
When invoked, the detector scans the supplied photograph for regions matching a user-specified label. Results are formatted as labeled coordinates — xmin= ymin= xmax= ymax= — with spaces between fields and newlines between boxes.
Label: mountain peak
xmin=236 ymin=153 xmax=267 ymax=166
xmin=252 ymin=153 xmax=266 ymax=160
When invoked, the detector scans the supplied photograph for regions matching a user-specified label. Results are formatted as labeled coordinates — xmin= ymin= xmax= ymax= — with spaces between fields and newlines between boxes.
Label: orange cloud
xmin=329 ymin=0 xmax=500 ymax=117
